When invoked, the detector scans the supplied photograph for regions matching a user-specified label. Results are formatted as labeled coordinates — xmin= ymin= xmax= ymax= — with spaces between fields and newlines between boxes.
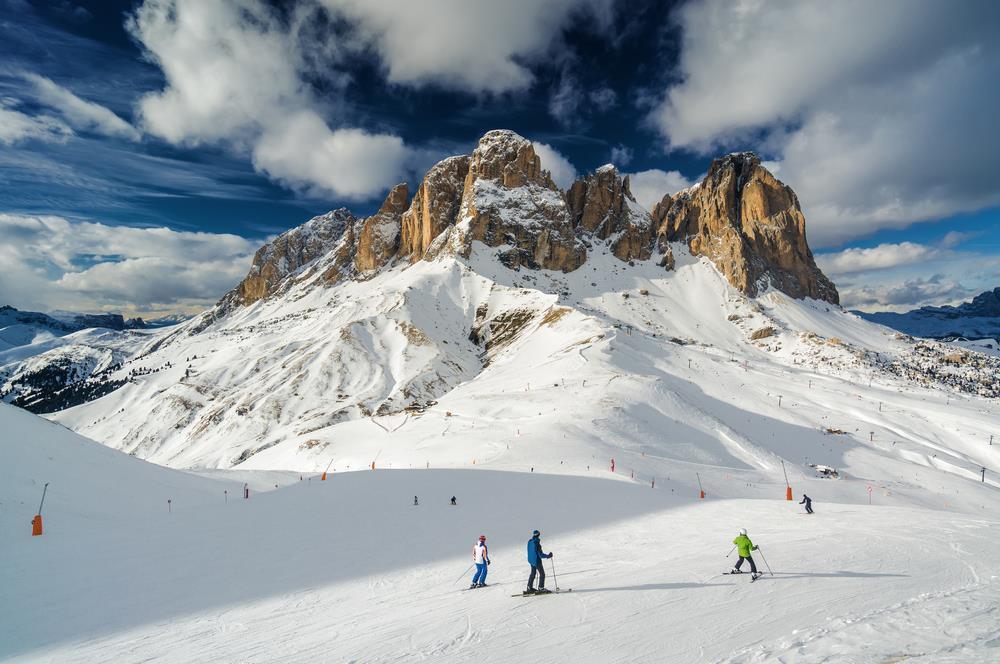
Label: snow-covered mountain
xmin=0 ymin=304 xmax=143 ymax=351
xmin=6 ymin=130 xmax=1000 ymax=663
xmin=0 ymin=305 xmax=157 ymax=410
xmin=33 ymin=130 xmax=995 ymax=500
xmin=857 ymin=287 xmax=1000 ymax=342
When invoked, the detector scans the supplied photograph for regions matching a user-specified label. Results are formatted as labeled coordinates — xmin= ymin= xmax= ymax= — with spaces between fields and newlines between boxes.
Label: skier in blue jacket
xmin=526 ymin=529 xmax=553 ymax=594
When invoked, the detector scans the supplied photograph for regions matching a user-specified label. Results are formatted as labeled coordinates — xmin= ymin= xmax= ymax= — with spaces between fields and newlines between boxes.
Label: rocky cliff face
xmin=399 ymin=156 xmax=469 ymax=262
xmin=219 ymin=132 xmax=837 ymax=312
xmin=566 ymin=165 xmax=655 ymax=263
xmin=656 ymin=153 xmax=839 ymax=304
xmin=228 ymin=208 xmax=356 ymax=307
xmin=456 ymin=130 xmax=586 ymax=271
xmin=355 ymin=183 xmax=408 ymax=273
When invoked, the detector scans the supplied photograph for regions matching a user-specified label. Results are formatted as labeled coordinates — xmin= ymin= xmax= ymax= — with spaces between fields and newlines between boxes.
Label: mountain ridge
xmin=218 ymin=130 xmax=837 ymax=316
xmin=856 ymin=287 xmax=1000 ymax=341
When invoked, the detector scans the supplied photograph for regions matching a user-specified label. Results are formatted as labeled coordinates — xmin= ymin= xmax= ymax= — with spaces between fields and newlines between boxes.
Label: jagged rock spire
xmin=656 ymin=152 xmax=839 ymax=304
xmin=566 ymin=164 xmax=656 ymax=263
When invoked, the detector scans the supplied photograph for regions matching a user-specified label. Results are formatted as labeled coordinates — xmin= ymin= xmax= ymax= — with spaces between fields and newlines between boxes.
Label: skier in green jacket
xmin=732 ymin=528 xmax=759 ymax=576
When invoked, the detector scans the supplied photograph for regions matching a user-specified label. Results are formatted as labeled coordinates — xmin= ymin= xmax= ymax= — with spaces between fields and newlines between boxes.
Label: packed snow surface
xmin=3 ymin=404 xmax=999 ymax=663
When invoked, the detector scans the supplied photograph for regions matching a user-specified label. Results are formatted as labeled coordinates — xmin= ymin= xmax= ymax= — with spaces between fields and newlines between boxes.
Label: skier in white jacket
xmin=470 ymin=535 xmax=491 ymax=588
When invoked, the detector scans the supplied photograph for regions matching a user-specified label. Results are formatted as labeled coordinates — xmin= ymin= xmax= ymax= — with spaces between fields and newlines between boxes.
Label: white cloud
xmin=0 ymin=102 xmax=72 ymax=145
xmin=939 ymin=230 xmax=978 ymax=249
xmin=839 ymin=275 xmax=973 ymax=312
xmin=610 ymin=144 xmax=633 ymax=167
xmin=318 ymin=0 xmax=614 ymax=94
xmin=652 ymin=0 xmax=1000 ymax=246
xmin=23 ymin=73 xmax=140 ymax=140
xmin=126 ymin=0 xmax=617 ymax=198
xmin=816 ymin=242 xmax=941 ymax=276
xmin=815 ymin=240 xmax=1000 ymax=311
xmin=625 ymin=168 xmax=695 ymax=211
xmin=0 ymin=213 xmax=255 ymax=315
xmin=253 ymin=113 xmax=409 ymax=199
xmin=548 ymin=73 xmax=583 ymax=127
xmin=532 ymin=141 xmax=578 ymax=189
xmin=129 ymin=0 xmax=409 ymax=200
xmin=589 ymin=86 xmax=617 ymax=111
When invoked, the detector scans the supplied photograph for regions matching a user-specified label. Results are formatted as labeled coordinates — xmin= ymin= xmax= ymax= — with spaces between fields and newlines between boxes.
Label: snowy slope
xmin=3 ymin=404 xmax=999 ymax=663
xmin=1 ymin=325 xmax=155 ymax=409
xmin=48 ymin=245 xmax=1000 ymax=519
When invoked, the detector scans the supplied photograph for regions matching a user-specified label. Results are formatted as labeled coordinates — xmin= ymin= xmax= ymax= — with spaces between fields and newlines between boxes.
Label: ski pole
xmin=550 ymin=556 xmax=559 ymax=590
xmin=454 ymin=563 xmax=474 ymax=585
xmin=37 ymin=482 xmax=49 ymax=515
xmin=726 ymin=545 xmax=735 ymax=558
xmin=756 ymin=547 xmax=774 ymax=576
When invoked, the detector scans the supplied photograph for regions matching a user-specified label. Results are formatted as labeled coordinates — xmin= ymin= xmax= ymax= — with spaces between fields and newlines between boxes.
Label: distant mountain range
xmin=0 ymin=305 xmax=145 ymax=340
xmin=856 ymin=288 xmax=1000 ymax=342
xmin=0 ymin=305 xmax=187 ymax=410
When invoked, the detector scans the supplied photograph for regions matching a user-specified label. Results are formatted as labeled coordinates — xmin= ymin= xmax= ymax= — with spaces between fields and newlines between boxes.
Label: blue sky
xmin=1 ymin=0 xmax=998 ymax=317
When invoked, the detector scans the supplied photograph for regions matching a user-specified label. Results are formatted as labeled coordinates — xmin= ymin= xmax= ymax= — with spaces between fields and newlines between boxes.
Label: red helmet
xmin=479 ymin=534 xmax=486 ymax=541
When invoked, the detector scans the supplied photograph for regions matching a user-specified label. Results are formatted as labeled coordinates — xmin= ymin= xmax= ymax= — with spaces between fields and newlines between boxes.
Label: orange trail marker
xmin=32 ymin=482 xmax=49 ymax=537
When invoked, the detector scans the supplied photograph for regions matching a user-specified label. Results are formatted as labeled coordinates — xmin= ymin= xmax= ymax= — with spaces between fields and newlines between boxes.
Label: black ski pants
xmin=805 ymin=504 xmax=813 ymax=514
xmin=527 ymin=561 xmax=546 ymax=589
xmin=735 ymin=555 xmax=757 ymax=574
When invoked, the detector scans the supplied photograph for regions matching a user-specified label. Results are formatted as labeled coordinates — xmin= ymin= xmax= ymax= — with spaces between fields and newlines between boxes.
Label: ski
xmin=511 ymin=589 xmax=572 ymax=597
xmin=725 ymin=571 xmax=762 ymax=580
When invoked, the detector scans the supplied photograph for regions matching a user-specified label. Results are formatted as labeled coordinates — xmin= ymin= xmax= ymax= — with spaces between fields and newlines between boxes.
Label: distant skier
xmin=413 ymin=496 xmax=418 ymax=506
xmin=451 ymin=496 xmax=457 ymax=506
xmin=470 ymin=535 xmax=490 ymax=588
xmin=526 ymin=529 xmax=553 ymax=594
xmin=800 ymin=494 xmax=814 ymax=514
xmin=732 ymin=528 xmax=759 ymax=577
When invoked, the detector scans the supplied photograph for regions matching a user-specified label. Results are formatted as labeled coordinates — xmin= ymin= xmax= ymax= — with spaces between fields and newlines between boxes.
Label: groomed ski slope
xmin=3 ymin=404 xmax=999 ymax=663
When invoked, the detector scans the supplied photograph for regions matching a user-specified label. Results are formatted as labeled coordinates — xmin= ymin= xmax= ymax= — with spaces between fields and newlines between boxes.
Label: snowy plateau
xmin=3 ymin=130 xmax=1000 ymax=663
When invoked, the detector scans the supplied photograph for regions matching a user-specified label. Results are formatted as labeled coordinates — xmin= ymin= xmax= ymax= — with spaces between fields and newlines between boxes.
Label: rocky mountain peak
xmin=566 ymin=164 xmax=659 ymax=264
xmin=220 ymin=132 xmax=838 ymax=312
xmin=657 ymin=152 xmax=839 ymax=304
xmin=399 ymin=155 xmax=470 ymax=263
xmin=964 ymin=287 xmax=1000 ymax=316
xmin=355 ymin=183 xmax=409 ymax=273
xmin=464 ymin=129 xmax=555 ymax=191
xmin=455 ymin=130 xmax=586 ymax=271
xmin=228 ymin=207 xmax=356 ymax=307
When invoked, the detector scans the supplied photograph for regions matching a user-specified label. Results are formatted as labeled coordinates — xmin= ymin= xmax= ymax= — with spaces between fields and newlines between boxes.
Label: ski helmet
xmin=739 ymin=528 xmax=747 ymax=536
xmin=479 ymin=535 xmax=486 ymax=541
xmin=532 ymin=530 xmax=540 ymax=537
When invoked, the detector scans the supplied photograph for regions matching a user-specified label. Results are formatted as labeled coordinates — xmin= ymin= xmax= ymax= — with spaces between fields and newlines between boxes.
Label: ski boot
xmin=535 ymin=587 xmax=552 ymax=594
